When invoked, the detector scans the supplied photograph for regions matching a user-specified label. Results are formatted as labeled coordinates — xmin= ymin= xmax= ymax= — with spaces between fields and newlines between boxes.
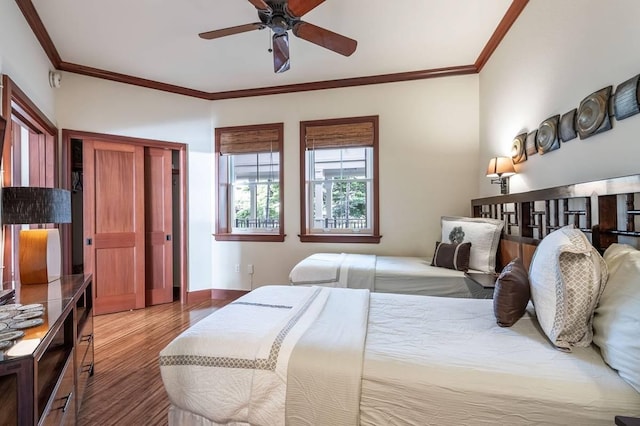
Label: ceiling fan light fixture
xmin=270 ymin=15 xmax=289 ymax=35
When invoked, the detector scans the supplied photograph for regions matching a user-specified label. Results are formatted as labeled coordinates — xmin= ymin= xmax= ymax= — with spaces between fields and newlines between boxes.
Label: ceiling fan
xmin=199 ymin=0 xmax=357 ymax=73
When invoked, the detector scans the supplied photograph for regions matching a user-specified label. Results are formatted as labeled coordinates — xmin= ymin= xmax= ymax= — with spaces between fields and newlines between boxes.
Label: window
xmin=2 ymin=76 xmax=59 ymax=282
xmin=300 ymin=116 xmax=380 ymax=243
xmin=215 ymin=123 xmax=284 ymax=242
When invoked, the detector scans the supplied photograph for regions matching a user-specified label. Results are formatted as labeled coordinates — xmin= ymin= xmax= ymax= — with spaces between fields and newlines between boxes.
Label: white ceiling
xmin=31 ymin=0 xmax=514 ymax=94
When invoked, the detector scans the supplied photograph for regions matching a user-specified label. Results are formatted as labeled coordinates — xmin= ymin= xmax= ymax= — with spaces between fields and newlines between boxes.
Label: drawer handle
xmin=57 ymin=391 xmax=73 ymax=412
xmin=80 ymin=333 xmax=93 ymax=343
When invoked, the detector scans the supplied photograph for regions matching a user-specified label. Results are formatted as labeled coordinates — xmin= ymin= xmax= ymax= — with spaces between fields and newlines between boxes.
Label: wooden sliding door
xmin=83 ymin=140 xmax=146 ymax=315
xmin=144 ymin=147 xmax=173 ymax=306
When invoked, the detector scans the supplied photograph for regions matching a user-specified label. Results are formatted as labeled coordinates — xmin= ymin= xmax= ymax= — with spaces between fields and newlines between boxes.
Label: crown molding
xmin=16 ymin=0 xmax=528 ymax=101
xmin=475 ymin=0 xmax=529 ymax=71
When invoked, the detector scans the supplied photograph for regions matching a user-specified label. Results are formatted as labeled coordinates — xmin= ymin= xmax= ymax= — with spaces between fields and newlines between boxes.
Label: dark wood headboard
xmin=471 ymin=174 xmax=640 ymax=270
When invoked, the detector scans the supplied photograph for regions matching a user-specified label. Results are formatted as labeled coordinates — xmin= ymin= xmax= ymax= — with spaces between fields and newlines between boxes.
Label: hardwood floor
xmin=77 ymin=298 xmax=234 ymax=425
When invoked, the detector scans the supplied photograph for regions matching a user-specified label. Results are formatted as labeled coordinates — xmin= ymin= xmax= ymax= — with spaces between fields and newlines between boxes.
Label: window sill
xmin=214 ymin=233 xmax=285 ymax=242
xmin=298 ymin=234 xmax=382 ymax=244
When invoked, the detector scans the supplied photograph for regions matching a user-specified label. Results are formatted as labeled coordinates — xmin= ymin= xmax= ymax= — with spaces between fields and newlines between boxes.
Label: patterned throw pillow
xmin=493 ymin=258 xmax=530 ymax=327
xmin=529 ymin=225 xmax=608 ymax=351
xmin=431 ymin=241 xmax=472 ymax=271
xmin=440 ymin=216 xmax=504 ymax=273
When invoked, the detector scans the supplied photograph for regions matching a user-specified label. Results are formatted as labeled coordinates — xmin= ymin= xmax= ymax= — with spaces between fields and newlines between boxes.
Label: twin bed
xmin=160 ymin=175 xmax=640 ymax=425
xmin=288 ymin=215 xmax=505 ymax=298
xmin=161 ymin=285 xmax=639 ymax=425
xmin=288 ymin=253 xmax=486 ymax=298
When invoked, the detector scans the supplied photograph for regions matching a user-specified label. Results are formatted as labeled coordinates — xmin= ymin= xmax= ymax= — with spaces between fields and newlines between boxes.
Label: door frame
xmin=2 ymin=75 xmax=59 ymax=284
xmin=61 ymin=129 xmax=189 ymax=303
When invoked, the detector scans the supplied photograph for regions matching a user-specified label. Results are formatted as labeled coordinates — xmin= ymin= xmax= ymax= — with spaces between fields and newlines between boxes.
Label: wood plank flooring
xmin=77 ymin=298 xmax=234 ymax=426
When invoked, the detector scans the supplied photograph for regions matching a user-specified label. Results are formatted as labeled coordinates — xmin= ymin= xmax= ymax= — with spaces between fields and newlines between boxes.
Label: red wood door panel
xmin=84 ymin=140 xmax=145 ymax=315
xmin=144 ymin=147 xmax=173 ymax=306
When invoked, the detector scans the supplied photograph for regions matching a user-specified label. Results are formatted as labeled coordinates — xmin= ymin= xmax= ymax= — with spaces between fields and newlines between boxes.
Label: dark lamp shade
xmin=486 ymin=156 xmax=516 ymax=178
xmin=2 ymin=187 xmax=72 ymax=225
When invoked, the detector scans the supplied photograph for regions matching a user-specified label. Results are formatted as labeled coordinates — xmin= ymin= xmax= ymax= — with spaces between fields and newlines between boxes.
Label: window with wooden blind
xmin=215 ymin=123 xmax=284 ymax=242
xmin=299 ymin=116 xmax=381 ymax=243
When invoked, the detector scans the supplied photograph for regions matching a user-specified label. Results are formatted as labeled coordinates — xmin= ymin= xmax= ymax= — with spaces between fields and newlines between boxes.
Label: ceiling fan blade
xmin=199 ymin=23 xmax=265 ymax=40
xmin=272 ymin=33 xmax=291 ymax=73
xmin=247 ymin=0 xmax=272 ymax=13
xmin=292 ymin=21 xmax=357 ymax=56
xmin=286 ymin=0 xmax=325 ymax=17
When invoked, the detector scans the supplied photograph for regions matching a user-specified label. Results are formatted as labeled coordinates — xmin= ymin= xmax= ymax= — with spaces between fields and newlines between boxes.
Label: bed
xmin=288 ymin=253 xmax=487 ymax=297
xmin=160 ymin=283 xmax=640 ymax=425
xmin=160 ymin=175 xmax=640 ymax=425
xmin=289 ymin=216 xmax=504 ymax=298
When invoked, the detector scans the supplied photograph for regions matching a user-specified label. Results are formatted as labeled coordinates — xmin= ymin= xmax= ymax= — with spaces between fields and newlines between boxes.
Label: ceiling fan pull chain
xmin=268 ymin=29 xmax=273 ymax=53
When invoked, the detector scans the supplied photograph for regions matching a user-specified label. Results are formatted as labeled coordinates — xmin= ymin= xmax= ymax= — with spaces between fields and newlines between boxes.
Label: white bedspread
xmin=288 ymin=252 xmax=376 ymax=289
xmin=361 ymin=293 xmax=640 ymax=425
xmin=289 ymin=253 xmax=475 ymax=297
xmin=161 ymin=287 xmax=640 ymax=426
xmin=160 ymin=286 xmax=329 ymax=425
xmin=160 ymin=285 xmax=370 ymax=426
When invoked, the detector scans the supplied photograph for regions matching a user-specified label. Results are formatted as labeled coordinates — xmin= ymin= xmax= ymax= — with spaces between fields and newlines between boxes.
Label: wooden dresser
xmin=0 ymin=274 xmax=94 ymax=425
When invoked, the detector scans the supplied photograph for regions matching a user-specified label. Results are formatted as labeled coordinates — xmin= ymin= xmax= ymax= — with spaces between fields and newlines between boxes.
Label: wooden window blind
xmin=217 ymin=125 xmax=281 ymax=155
xmin=304 ymin=120 xmax=374 ymax=150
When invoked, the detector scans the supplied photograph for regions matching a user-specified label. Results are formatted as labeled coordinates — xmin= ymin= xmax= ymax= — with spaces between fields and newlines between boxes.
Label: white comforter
xmin=289 ymin=253 xmax=479 ymax=297
xmin=361 ymin=293 xmax=640 ymax=425
xmin=288 ymin=253 xmax=376 ymax=289
xmin=161 ymin=287 xmax=640 ymax=426
xmin=160 ymin=285 xmax=369 ymax=426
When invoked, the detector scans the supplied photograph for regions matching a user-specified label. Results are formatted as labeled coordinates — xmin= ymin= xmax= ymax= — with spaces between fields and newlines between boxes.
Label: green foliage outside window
xmin=331 ymin=179 xmax=366 ymax=219
xmin=234 ymin=183 xmax=280 ymax=222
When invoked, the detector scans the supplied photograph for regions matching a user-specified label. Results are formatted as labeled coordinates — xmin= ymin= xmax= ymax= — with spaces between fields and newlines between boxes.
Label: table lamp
xmin=1 ymin=187 xmax=71 ymax=284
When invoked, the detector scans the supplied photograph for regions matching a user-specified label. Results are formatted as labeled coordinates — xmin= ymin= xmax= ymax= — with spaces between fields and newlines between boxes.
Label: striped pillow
xmin=431 ymin=242 xmax=472 ymax=272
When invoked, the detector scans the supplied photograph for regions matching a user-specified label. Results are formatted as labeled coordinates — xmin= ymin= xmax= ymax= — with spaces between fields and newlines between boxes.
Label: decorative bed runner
xmin=286 ymin=287 xmax=370 ymax=425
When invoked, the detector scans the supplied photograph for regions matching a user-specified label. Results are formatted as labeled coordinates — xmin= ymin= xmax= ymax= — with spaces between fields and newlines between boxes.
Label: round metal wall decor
xmin=536 ymin=115 xmax=560 ymax=155
xmin=577 ymin=86 xmax=612 ymax=139
xmin=511 ymin=133 xmax=527 ymax=164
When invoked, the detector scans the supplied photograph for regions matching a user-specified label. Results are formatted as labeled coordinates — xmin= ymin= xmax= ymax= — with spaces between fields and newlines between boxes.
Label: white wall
xmin=478 ymin=0 xmax=640 ymax=197
xmin=0 ymin=1 xmax=56 ymax=121
xmin=56 ymin=73 xmax=480 ymax=291
xmin=54 ymin=74 xmax=214 ymax=291
xmin=2 ymin=0 xmax=480 ymax=292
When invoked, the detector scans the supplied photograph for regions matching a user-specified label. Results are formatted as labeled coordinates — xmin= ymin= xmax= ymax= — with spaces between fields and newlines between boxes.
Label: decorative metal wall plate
xmin=577 ymin=86 xmax=612 ymax=139
xmin=536 ymin=115 xmax=560 ymax=155
xmin=525 ymin=130 xmax=537 ymax=156
xmin=511 ymin=133 xmax=527 ymax=164
xmin=614 ymin=74 xmax=640 ymax=120
xmin=559 ymin=109 xmax=577 ymax=142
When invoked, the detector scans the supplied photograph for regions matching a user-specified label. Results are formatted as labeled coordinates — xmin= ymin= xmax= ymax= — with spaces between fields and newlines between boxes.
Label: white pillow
xmin=440 ymin=216 xmax=503 ymax=273
xmin=529 ymin=225 xmax=608 ymax=351
xmin=593 ymin=243 xmax=640 ymax=393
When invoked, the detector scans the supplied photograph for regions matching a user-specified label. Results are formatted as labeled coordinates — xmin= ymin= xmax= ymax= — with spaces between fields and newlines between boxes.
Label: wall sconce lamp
xmin=486 ymin=156 xmax=516 ymax=195
xmin=1 ymin=187 xmax=71 ymax=284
